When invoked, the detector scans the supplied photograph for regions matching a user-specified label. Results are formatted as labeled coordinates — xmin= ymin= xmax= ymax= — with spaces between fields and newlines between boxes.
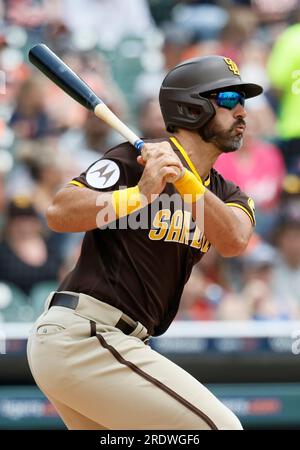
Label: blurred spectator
xmin=5 ymin=138 xmax=80 ymax=259
xmin=5 ymin=0 xmax=48 ymax=28
xmin=0 ymin=197 xmax=61 ymax=295
xmin=171 ymin=3 xmax=229 ymax=43
xmin=0 ymin=173 xmax=4 ymax=216
xmin=138 ymin=97 xmax=169 ymax=139
xmin=268 ymin=22 xmax=300 ymax=174
xmin=177 ymin=248 xmax=230 ymax=322
xmin=239 ymin=40 xmax=277 ymax=137
xmin=161 ymin=22 xmax=192 ymax=71
xmin=252 ymin=0 xmax=299 ymax=22
xmin=218 ymin=6 xmax=257 ymax=61
xmin=59 ymin=108 xmax=123 ymax=171
xmin=218 ymin=237 xmax=299 ymax=320
xmin=58 ymin=0 xmax=155 ymax=50
xmin=214 ymin=110 xmax=285 ymax=237
xmin=176 ymin=265 xmax=220 ymax=320
xmin=217 ymin=292 xmax=251 ymax=320
xmin=0 ymin=49 xmax=30 ymax=110
xmin=19 ymin=139 xmax=65 ymax=215
xmin=1 ymin=0 xmax=300 ymax=325
xmin=5 ymin=138 xmax=73 ymax=201
xmin=42 ymin=51 xmax=118 ymax=132
xmin=181 ymin=6 xmax=257 ymax=62
xmin=9 ymin=76 xmax=52 ymax=139
xmin=199 ymin=246 xmax=231 ymax=291
xmin=57 ymin=54 xmax=127 ymax=169
xmin=134 ymin=22 xmax=191 ymax=101
xmin=240 ymin=239 xmax=295 ymax=320
xmin=271 ymin=203 xmax=300 ymax=311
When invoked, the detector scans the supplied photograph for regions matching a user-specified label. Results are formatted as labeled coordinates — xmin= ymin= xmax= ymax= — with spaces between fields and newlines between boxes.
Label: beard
xmin=198 ymin=117 xmax=246 ymax=153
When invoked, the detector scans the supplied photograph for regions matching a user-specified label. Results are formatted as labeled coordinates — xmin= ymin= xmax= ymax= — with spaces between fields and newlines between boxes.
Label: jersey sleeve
xmin=217 ymin=173 xmax=256 ymax=226
xmin=68 ymin=143 xmax=141 ymax=192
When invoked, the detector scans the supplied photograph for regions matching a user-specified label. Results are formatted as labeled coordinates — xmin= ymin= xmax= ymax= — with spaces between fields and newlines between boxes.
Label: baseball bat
xmin=28 ymin=44 xmax=144 ymax=152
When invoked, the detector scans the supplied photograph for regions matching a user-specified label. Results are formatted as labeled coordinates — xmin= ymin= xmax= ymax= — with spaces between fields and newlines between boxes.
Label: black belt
xmin=49 ymin=292 xmax=137 ymax=335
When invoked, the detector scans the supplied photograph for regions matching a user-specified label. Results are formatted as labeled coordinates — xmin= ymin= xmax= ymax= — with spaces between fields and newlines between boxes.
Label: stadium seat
xmin=29 ymin=281 xmax=58 ymax=318
xmin=0 ymin=282 xmax=34 ymax=322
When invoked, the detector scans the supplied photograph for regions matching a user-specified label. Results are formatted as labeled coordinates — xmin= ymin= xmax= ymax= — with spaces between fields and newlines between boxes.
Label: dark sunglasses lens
xmin=217 ymin=92 xmax=245 ymax=109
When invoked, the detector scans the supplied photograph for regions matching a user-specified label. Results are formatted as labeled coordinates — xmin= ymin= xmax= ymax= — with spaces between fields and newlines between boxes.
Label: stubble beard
xmin=198 ymin=118 xmax=245 ymax=153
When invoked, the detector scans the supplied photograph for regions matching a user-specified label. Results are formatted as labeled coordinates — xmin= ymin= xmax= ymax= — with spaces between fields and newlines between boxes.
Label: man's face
xmin=199 ymin=97 xmax=247 ymax=153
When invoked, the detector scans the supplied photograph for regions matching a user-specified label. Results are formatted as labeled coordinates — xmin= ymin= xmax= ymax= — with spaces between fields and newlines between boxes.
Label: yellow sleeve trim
xmin=170 ymin=136 xmax=210 ymax=186
xmin=226 ymin=202 xmax=255 ymax=225
xmin=68 ymin=180 xmax=86 ymax=188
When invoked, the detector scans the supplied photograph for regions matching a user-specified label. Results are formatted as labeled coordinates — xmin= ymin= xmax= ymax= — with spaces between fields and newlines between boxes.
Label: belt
xmin=49 ymin=292 xmax=137 ymax=335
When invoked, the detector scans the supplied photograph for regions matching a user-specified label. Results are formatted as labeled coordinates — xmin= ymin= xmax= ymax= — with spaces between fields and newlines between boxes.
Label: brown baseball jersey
xmin=59 ymin=137 xmax=255 ymax=336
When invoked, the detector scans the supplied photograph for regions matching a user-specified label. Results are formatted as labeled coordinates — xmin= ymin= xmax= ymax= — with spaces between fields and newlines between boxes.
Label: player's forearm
xmin=46 ymin=185 xmax=111 ymax=232
xmin=46 ymin=184 xmax=146 ymax=233
xmin=194 ymin=189 xmax=251 ymax=257
xmin=174 ymin=170 xmax=251 ymax=257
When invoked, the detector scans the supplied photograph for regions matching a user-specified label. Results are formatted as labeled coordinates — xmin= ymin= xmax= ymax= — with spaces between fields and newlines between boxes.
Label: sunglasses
xmin=209 ymin=91 xmax=245 ymax=109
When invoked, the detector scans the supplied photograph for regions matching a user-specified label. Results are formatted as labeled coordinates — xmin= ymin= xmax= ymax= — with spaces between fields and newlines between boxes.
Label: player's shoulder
xmin=104 ymin=141 xmax=137 ymax=164
xmin=209 ymin=167 xmax=239 ymax=199
xmin=210 ymin=167 xmax=235 ymax=187
xmin=209 ymin=167 xmax=226 ymax=188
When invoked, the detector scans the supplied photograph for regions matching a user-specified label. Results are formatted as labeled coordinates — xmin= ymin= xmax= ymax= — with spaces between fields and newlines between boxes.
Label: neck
xmin=173 ymin=129 xmax=220 ymax=180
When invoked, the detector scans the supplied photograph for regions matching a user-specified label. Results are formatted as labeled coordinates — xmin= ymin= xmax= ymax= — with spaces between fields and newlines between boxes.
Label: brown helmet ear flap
xmin=179 ymin=99 xmax=215 ymax=129
xmin=162 ymin=89 xmax=216 ymax=132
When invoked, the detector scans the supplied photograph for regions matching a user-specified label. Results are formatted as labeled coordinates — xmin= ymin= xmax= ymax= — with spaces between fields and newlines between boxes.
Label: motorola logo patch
xmin=86 ymin=159 xmax=120 ymax=189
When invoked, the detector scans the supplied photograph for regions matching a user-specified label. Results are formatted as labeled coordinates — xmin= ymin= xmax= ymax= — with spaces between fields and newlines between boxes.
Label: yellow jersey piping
xmin=68 ymin=180 xmax=85 ymax=188
xmin=226 ymin=202 xmax=255 ymax=225
xmin=169 ymin=136 xmax=210 ymax=186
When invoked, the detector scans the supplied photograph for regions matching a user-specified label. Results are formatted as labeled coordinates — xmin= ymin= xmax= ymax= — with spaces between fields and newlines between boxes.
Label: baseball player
xmin=27 ymin=56 xmax=261 ymax=430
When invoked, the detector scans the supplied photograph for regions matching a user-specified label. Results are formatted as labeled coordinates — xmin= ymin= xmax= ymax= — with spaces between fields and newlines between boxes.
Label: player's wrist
xmin=174 ymin=168 xmax=206 ymax=203
xmin=112 ymin=185 xmax=143 ymax=218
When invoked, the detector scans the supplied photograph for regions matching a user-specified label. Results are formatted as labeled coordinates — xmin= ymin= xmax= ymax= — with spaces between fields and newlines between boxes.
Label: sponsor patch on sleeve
xmin=86 ymin=159 xmax=120 ymax=189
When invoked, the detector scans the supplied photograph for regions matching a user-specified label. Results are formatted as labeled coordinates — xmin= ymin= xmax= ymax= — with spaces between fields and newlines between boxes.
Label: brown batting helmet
xmin=159 ymin=55 xmax=263 ymax=131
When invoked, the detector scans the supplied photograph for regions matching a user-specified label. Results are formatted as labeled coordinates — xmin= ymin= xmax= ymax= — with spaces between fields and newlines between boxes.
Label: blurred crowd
xmin=1 ymin=0 xmax=300 ymax=322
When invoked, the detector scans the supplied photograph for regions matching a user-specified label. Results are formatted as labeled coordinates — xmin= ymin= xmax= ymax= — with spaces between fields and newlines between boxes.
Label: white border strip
xmin=1 ymin=321 xmax=300 ymax=340
xmin=161 ymin=321 xmax=300 ymax=338
xmin=0 ymin=323 xmax=33 ymax=339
